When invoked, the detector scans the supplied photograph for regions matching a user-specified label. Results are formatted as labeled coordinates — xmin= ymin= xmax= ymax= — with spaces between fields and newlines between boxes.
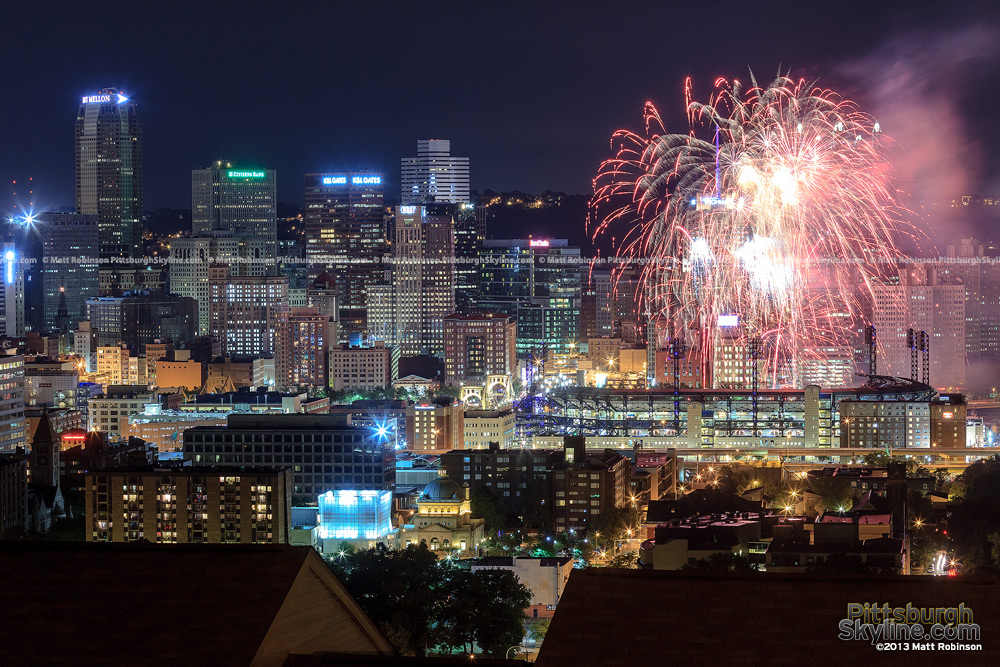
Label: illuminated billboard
xmin=717 ymin=314 xmax=739 ymax=327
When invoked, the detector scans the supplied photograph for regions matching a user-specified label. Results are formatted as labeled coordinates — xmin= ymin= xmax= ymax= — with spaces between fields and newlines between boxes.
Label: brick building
xmin=443 ymin=312 xmax=516 ymax=386
xmin=85 ymin=466 xmax=292 ymax=544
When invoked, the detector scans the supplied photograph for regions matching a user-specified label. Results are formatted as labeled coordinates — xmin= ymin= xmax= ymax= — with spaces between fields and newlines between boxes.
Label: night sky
xmin=5 ymin=1 xmax=1000 ymax=231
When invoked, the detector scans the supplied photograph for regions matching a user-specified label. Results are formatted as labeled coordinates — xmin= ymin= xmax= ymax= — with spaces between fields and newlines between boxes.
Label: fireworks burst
xmin=590 ymin=73 xmax=916 ymax=387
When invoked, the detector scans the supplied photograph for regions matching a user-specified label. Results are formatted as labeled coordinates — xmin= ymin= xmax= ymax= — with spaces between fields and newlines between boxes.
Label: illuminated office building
xmin=0 ymin=353 xmax=26 ymax=452
xmin=453 ymin=204 xmax=484 ymax=314
xmin=169 ymin=233 xmax=272 ymax=335
xmin=871 ymin=265 xmax=966 ymax=390
xmin=400 ymin=139 xmax=470 ymax=204
xmin=303 ymin=172 xmax=384 ymax=336
xmin=191 ymin=162 xmax=277 ymax=263
xmin=477 ymin=239 xmax=581 ymax=355
xmin=392 ymin=204 xmax=456 ymax=356
xmin=208 ymin=265 xmax=289 ymax=357
xmin=443 ymin=312 xmax=516 ymax=386
xmin=75 ymin=89 xmax=142 ymax=260
xmin=182 ymin=413 xmax=395 ymax=496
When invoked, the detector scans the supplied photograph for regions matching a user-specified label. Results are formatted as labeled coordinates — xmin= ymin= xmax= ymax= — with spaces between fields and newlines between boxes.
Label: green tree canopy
xmin=331 ymin=544 xmax=531 ymax=656
xmin=471 ymin=487 xmax=508 ymax=533
xmin=809 ymin=476 xmax=855 ymax=513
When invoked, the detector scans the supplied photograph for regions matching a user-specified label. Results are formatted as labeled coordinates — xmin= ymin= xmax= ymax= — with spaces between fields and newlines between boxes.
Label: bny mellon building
xmin=75 ymin=88 xmax=142 ymax=260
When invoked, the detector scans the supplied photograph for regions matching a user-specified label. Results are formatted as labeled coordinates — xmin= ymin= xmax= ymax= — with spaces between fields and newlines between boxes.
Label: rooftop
xmin=538 ymin=568 xmax=1000 ymax=666
xmin=0 ymin=542 xmax=393 ymax=666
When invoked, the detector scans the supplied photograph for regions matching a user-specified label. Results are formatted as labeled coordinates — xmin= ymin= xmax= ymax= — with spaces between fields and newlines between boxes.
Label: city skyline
xmin=4 ymin=2 xmax=1000 ymax=221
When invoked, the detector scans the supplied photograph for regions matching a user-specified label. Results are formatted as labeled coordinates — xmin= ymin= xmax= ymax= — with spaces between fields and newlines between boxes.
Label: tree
xmin=437 ymin=569 xmax=531 ymax=656
xmin=717 ymin=465 xmax=761 ymax=496
xmin=681 ymin=552 xmax=759 ymax=572
xmin=945 ymin=459 xmax=1000 ymax=573
xmin=526 ymin=618 xmax=550 ymax=644
xmin=806 ymin=553 xmax=897 ymax=575
xmin=587 ymin=506 xmax=643 ymax=551
xmin=519 ymin=479 xmax=554 ymax=533
xmin=809 ymin=476 xmax=854 ymax=512
xmin=762 ymin=480 xmax=792 ymax=509
xmin=862 ymin=451 xmax=892 ymax=467
xmin=471 ymin=487 xmax=508 ymax=533
xmin=330 ymin=544 xmax=445 ymax=656
xmin=436 ymin=386 xmax=462 ymax=399
xmin=607 ymin=550 xmax=638 ymax=569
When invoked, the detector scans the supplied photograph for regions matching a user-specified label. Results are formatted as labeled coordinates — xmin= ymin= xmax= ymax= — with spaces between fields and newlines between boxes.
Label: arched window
xmin=430 ymin=538 xmax=440 ymax=550
xmin=443 ymin=539 xmax=450 ymax=548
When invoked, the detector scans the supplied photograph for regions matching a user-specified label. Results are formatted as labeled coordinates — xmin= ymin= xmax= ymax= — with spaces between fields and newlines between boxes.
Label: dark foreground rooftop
xmin=537 ymin=568 xmax=1000 ymax=666
xmin=0 ymin=541 xmax=394 ymax=666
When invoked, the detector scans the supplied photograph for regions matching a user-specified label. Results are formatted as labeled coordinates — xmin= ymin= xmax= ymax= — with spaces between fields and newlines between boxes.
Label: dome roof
xmin=422 ymin=476 xmax=464 ymax=501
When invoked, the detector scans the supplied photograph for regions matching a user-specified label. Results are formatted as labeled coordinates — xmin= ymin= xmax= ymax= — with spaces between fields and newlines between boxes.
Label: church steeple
xmin=54 ymin=285 xmax=70 ymax=334
xmin=30 ymin=408 xmax=60 ymax=490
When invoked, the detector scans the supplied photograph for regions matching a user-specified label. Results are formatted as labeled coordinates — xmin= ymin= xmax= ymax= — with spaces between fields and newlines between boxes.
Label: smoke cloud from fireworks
xmin=840 ymin=24 xmax=1000 ymax=244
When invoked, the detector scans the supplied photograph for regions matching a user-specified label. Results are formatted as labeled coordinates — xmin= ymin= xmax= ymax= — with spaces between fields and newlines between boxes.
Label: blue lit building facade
xmin=317 ymin=489 xmax=393 ymax=541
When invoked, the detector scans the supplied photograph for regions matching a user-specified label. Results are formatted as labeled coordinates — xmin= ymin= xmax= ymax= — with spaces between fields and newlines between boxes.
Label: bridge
xmin=666 ymin=445 xmax=998 ymax=474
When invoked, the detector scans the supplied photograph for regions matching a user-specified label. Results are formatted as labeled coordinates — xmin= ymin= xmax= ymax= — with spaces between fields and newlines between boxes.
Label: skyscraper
xmin=400 ymin=140 xmax=470 ymax=204
xmin=75 ymin=89 xmax=142 ymax=260
xmin=453 ymin=203 xmax=484 ymax=314
xmin=191 ymin=162 xmax=277 ymax=262
xmin=15 ymin=213 xmax=100 ymax=331
xmin=303 ymin=172 xmax=385 ymax=336
xmin=169 ymin=233 xmax=272 ymax=335
xmin=392 ymin=203 xmax=456 ymax=356
xmin=1 ymin=240 xmax=25 ymax=338
xmin=871 ymin=264 xmax=966 ymax=390
xmin=477 ymin=239 xmax=582 ymax=355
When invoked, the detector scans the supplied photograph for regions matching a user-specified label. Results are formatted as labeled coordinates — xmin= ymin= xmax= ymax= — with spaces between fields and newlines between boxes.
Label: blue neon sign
xmin=4 ymin=250 xmax=14 ymax=285
xmin=352 ymin=175 xmax=381 ymax=185
xmin=399 ymin=206 xmax=416 ymax=214
xmin=322 ymin=176 xmax=347 ymax=185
